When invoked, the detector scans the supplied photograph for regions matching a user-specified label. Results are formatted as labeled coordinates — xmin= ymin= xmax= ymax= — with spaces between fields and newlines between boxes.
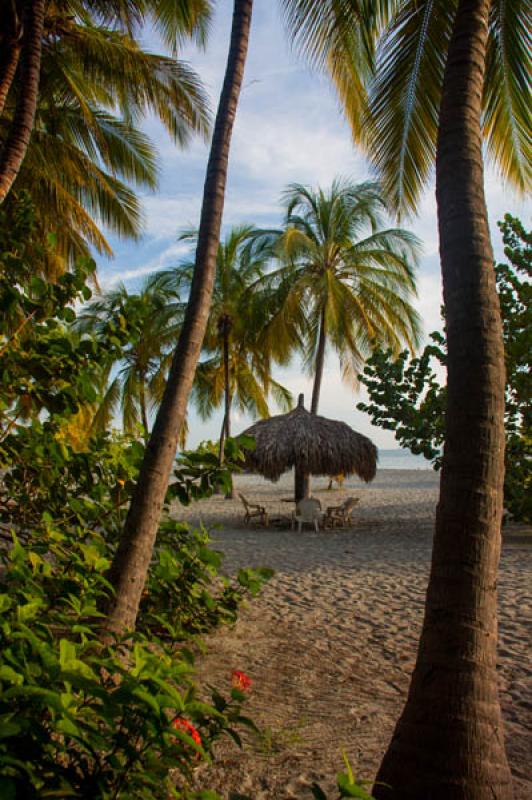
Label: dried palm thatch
xmin=240 ymin=394 xmax=377 ymax=499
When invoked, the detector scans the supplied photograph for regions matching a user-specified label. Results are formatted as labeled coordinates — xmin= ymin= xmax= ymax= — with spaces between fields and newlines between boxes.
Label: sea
xmin=377 ymin=448 xmax=434 ymax=470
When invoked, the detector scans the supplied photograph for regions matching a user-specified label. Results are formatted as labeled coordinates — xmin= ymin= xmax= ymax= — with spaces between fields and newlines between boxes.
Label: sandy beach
xmin=173 ymin=469 xmax=532 ymax=799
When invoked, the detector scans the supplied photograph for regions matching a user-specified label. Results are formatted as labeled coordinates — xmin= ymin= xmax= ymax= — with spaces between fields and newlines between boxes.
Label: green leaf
xmin=59 ymin=639 xmax=76 ymax=669
xmin=337 ymin=773 xmax=375 ymax=799
xmin=0 ymin=595 xmax=12 ymax=613
xmin=0 ymin=666 xmax=24 ymax=686
xmin=18 ymin=601 xmax=44 ymax=622
xmin=0 ymin=721 xmax=22 ymax=738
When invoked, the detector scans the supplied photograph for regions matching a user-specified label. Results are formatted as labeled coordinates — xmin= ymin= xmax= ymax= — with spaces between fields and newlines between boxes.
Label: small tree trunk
xmin=373 ymin=1 xmax=513 ymax=798
xmin=0 ymin=0 xmax=45 ymax=205
xmin=0 ymin=42 xmax=21 ymax=118
xmin=103 ymin=0 xmax=254 ymax=635
xmin=310 ymin=307 xmax=326 ymax=414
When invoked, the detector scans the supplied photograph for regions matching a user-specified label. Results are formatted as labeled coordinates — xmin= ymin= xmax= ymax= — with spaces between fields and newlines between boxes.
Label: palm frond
xmin=280 ymin=0 xmax=383 ymax=142
xmin=366 ymin=0 xmax=455 ymax=215
xmin=484 ymin=0 xmax=531 ymax=192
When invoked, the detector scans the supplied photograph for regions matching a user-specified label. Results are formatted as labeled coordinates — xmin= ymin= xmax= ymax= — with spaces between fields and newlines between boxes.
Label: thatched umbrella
xmin=240 ymin=394 xmax=377 ymax=501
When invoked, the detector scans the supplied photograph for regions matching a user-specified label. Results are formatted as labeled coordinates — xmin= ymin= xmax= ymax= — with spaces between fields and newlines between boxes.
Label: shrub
xmin=0 ymin=524 xmax=263 ymax=799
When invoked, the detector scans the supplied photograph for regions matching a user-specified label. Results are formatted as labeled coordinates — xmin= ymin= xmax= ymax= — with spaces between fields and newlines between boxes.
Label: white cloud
xmin=101 ymin=241 xmax=190 ymax=288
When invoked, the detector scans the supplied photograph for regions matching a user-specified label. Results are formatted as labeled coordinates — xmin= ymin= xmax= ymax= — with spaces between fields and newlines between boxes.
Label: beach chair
xmin=323 ymin=496 xmax=360 ymax=528
xmin=291 ymin=497 xmax=323 ymax=533
xmin=239 ymin=493 xmax=269 ymax=526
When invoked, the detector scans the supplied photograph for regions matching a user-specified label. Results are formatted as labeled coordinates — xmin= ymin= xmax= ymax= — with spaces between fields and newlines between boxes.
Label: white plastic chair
xmin=291 ymin=497 xmax=323 ymax=532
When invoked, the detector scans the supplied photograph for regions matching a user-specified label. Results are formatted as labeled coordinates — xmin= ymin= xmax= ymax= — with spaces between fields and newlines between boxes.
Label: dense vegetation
xmin=0 ymin=199 xmax=271 ymax=798
xmin=358 ymin=216 xmax=531 ymax=523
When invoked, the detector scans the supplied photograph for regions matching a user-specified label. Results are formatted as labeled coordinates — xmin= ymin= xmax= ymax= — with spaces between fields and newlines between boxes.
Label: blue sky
xmin=98 ymin=1 xmax=530 ymax=449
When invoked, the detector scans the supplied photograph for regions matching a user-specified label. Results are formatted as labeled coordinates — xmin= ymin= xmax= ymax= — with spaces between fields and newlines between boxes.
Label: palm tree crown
xmin=156 ymin=225 xmax=292 ymax=439
xmin=0 ymin=2 xmax=211 ymax=273
xmin=255 ymin=179 xmax=422 ymax=412
xmin=75 ymin=277 xmax=184 ymax=439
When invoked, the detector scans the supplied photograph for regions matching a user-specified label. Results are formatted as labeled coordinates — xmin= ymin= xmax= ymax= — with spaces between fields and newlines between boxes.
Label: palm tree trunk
xmin=219 ymin=315 xmax=232 ymax=447
xmin=139 ymin=376 xmax=149 ymax=442
xmin=374 ymin=1 xmax=513 ymax=798
xmin=0 ymin=41 xmax=21 ymax=118
xmin=222 ymin=321 xmax=235 ymax=497
xmin=103 ymin=0 xmax=254 ymax=635
xmin=310 ymin=307 xmax=327 ymax=414
xmin=0 ymin=0 xmax=45 ymax=205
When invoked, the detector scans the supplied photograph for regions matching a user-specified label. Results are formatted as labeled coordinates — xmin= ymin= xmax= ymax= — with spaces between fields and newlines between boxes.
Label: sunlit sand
xmin=173 ymin=469 xmax=532 ymax=799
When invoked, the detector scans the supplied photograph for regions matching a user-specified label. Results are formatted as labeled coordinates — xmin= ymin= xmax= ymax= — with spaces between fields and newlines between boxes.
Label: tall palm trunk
xmin=374 ymin=1 xmax=513 ymax=798
xmin=220 ymin=314 xmax=232 ymax=440
xmin=310 ymin=307 xmax=326 ymax=414
xmin=221 ymin=317 xmax=235 ymax=496
xmin=103 ymin=0 xmax=254 ymax=635
xmin=0 ymin=0 xmax=45 ymax=205
xmin=139 ymin=375 xmax=149 ymax=443
xmin=0 ymin=41 xmax=21 ymax=118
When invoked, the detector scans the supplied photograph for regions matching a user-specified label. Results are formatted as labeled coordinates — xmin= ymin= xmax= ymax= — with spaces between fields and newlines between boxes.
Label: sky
xmin=98 ymin=0 xmax=530 ymax=449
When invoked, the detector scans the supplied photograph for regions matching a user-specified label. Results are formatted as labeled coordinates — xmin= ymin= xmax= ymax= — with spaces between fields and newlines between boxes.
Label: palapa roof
xmin=240 ymin=394 xmax=378 ymax=483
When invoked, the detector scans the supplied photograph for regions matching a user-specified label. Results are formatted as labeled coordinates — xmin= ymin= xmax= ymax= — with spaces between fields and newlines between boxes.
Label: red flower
xmin=171 ymin=717 xmax=202 ymax=747
xmin=231 ymin=670 xmax=252 ymax=692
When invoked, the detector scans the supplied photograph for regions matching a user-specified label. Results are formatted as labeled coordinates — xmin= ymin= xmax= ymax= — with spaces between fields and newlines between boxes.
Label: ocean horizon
xmin=377 ymin=448 xmax=435 ymax=470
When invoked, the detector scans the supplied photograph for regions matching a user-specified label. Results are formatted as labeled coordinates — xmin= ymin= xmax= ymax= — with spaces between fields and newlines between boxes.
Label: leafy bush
xmin=0 ymin=524 xmax=263 ymax=799
xmin=0 ymin=195 xmax=273 ymax=797
xmin=358 ymin=215 xmax=531 ymax=523
xmin=140 ymin=519 xmax=273 ymax=641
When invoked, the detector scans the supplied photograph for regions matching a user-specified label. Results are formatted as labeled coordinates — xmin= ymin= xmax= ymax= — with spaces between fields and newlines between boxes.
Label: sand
xmin=172 ymin=469 xmax=532 ymax=799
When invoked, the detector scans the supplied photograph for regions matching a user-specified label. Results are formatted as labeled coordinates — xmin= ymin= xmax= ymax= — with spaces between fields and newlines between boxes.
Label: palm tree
xmin=103 ymin=0 xmax=255 ymax=635
xmin=76 ymin=278 xmax=184 ymax=442
xmin=158 ymin=225 xmax=293 ymax=452
xmin=0 ymin=6 xmax=210 ymax=271
xmin=353 ymin=2 xmax=529 ymax=797
xmin=256 ymin=180 xmax=421 ymax=417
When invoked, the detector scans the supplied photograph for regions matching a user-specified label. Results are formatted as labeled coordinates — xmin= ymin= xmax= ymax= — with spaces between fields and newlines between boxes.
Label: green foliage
xmin=0 ymin=197 xmax=140 ymax=532
xmin=167 ymin=435 xmax=255 ymax=506
xmin=358 ymin=215 xmax=531 ymax=522
xmin=0 ymin=525 xmax=253 ymax=799
xmin=357 ymin=332 xmax=446 ymax=468
xmin=2 ymin=4 xmax=210 ymax=271
xmin=0 ymin=195 xmax=94 ymax=337
xmin=139 ymin=519 xmax=273 ymax=642
xmin=1 ymin=426 xmax=145 ymax=533
xmin=364 ymin=1 xmax=530 ymax=213
xmin=0 ymin=205 xmax=272 ymax=797
xmin=497 ymin=215 xmax=532 ymax=523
